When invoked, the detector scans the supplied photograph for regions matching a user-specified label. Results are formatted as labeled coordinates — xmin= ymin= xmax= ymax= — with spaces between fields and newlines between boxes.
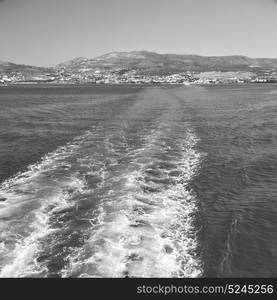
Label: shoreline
xmin=1 ymin=82 xmax=277 ymax=88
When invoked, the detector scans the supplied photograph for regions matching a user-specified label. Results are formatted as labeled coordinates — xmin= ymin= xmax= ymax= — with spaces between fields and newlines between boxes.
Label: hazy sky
xmin=0 ymin=0 xmax=277 ymax=66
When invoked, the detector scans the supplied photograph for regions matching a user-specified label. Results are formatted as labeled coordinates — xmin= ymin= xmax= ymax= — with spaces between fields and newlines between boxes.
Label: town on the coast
xmin=1 ymin=69 xmax=277 ymax=85
xmin=1 ymin=51 xmax=277 ymax=85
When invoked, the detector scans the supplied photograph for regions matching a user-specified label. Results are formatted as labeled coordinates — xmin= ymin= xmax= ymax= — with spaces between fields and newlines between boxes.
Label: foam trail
xmin=0 ymin=130 xmax=96 ymax=277
xmin=63 ymin=126 xmax=203 ymax=278
xmin=0 ymin=87 xmax=204 ymax=278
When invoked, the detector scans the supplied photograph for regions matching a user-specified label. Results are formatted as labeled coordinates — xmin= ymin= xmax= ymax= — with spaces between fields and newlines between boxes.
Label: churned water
xmin=0 ymin=84 xmax=276 ymax=277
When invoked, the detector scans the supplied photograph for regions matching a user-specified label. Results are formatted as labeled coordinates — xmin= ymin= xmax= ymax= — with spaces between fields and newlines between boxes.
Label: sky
xmin=0 ymin=0 xmax=277 ymax=66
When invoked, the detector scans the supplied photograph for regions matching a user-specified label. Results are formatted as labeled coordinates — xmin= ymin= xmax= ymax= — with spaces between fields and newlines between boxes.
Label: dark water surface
xmin=0 ymin=84 xmax=276 ymax=277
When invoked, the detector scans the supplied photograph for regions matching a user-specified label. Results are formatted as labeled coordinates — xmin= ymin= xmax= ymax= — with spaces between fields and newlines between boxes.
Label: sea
xmin=0 ymin=83 xmax=276 ymax=277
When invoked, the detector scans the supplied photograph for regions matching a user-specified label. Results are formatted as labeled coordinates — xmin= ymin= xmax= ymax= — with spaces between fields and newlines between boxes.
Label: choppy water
xmin=0 ymin=84 xmax=276 ymax=277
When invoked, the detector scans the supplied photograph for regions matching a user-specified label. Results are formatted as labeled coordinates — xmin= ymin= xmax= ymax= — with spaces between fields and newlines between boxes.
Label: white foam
xmin=63 ymin=126 xmax=204 ymax=278
xmin=0 ymin=103 xmax=205 ymax=278
xmin=0 ymin=131 xmax=92 ymax=277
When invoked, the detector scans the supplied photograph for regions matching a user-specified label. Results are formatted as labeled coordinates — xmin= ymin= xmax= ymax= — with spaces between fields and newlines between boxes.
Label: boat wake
xmin=63 ymin=124 xmax=203 ymax=277
xmin=0 ymin=88 xmax=204 ymax=277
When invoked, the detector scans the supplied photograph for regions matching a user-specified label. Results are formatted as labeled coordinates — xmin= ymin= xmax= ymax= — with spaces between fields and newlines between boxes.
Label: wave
xmin=0 ymin=130 xmax=97 ymax=277
xmin=62 ymin=126 xmax=203 ymax=278
xmin=0 ymin=88 xmax=204 ymax=277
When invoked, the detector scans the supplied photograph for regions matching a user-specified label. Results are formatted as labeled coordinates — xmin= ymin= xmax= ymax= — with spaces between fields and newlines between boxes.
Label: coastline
xmin=1 ymin=82 xmax=277 ymax=88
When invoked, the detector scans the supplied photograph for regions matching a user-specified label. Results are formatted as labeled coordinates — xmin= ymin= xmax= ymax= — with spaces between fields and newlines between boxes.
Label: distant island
xmin=1 ymin=51 xmax=277 ymax=85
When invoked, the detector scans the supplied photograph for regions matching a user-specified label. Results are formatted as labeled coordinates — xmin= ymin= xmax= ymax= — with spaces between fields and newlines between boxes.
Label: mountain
xmin=0 ymin=61 xmax=53 ymax=78
xmin=56 ymin=51 xmax=277 ymax=75
xmin=1 ymin=51 xmax=277 ymax=79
